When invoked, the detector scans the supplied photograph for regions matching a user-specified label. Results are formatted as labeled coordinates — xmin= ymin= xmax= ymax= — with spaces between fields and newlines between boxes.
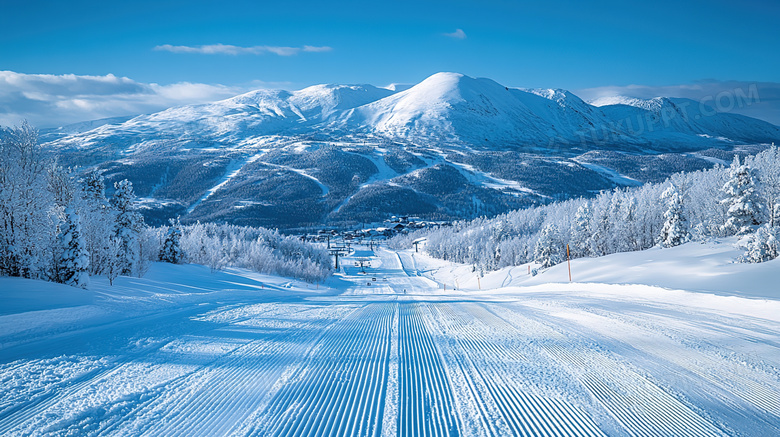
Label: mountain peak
xmin=589 ymin=95 xmax=679 ymax=112
xmin=289 ymin=83 xmax=395 ymax=118
xmin=527 ymin=88 xmax=579 ymax=104
xmin=394 ymin=72 xmax=471 ymax=104
xmin=351 ymin=72 xmax=543 ymax=143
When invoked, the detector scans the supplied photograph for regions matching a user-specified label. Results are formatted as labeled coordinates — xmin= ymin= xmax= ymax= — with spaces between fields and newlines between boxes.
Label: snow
xmin=263 ymin=162 xmax=330 ymax=196
xmin=187 ymin=152 xmax=265 ymax=214
xmin=589 ymin=95 xmax=660 ymax=109
xmin=415 ymin=236 xmax=780 ymax=299
xmin=1 ymin=242 xmax=779 ymax=436
xmin=689 ymin=151 xmax=730 ymax=166
xmin=449 ymin=161 xmax=541 ymax=195
xmin=572 ymin=158 xmax=643 ymax=186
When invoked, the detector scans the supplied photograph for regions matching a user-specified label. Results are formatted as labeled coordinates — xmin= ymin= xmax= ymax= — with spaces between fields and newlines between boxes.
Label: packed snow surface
xmin=1 ymin=243 xmax=779 ymax=436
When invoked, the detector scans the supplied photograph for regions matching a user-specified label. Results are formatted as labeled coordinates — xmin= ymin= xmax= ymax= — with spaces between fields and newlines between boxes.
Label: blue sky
xmin=2 ymin=0 xmax=779 ymax=127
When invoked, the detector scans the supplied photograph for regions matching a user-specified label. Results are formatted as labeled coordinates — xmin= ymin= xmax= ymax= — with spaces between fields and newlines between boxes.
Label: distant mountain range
xmin=41 ymin=72 xmax=779 ymax=229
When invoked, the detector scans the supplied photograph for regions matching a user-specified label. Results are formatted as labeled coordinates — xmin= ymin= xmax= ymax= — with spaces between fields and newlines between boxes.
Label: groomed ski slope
xmin=1 ymin=246 xmax=779 ymax=436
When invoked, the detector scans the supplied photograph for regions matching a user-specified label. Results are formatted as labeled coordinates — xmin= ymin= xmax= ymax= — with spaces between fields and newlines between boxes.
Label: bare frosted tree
xmin=0 ymin=121 xmax=54 ymax=278
xmin=748 ymin=144 xmax=780 ymax=227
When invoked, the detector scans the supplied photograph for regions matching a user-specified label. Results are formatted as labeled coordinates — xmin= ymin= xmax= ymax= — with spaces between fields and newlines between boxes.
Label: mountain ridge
xmin=39 ymin=72 xmax=780 ymax=229
xmin=43 ymin=72 xmax=780 ymax=153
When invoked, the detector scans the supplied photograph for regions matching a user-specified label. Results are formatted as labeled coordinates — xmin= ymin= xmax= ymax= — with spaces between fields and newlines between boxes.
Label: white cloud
xmin=154 ymin=43 xmax=332 ymax=56
xmin=576 ymin=80 xmax=780 ymax=125
xmin=302 ymin=45 xmax=333 ymax=53
xmin=0 ymin=71 xmax=290 ymax=128
xmin=443 ymin=29 xmax=467 ymax=39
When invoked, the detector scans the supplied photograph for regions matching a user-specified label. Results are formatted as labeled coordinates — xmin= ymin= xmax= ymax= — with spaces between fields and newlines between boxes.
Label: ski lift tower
xmin=412 ymin=237 xmax=427 ymax=253
xmin=329 ymin=246 xmax=348 ymax=270
xmin=355 ymin=257 xmax=371 ymax=274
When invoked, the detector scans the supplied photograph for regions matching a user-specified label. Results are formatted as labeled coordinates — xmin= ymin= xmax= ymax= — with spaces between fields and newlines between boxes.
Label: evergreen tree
xmin=57 ymin=207 xmax=90 ymax=288
xmin=741 ymin=225 xmax=779 ymax=263
xmin=534 ymin=224 xmax=564 ymax=268
xmin=82 ymin=169 xmax=107 ymax=204
xmin=112 ymin=179 xmax=144 ymax=275
xmin=570 ymin=202 xmax=592 ymax=258
xmin=721 ymin=156 xmax=762 ymax=236
xmin=660 ymin=185 xmax=688 ymax=247
xmin=160 ymin=219 xmax=185 ymax=264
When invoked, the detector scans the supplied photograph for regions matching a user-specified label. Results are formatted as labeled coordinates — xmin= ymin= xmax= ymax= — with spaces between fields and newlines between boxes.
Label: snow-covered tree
xmin=682 ymin=165 xmax=729 ymax=239
xmin=112 ymin=179 xmax=144 ymax=275
xmin=570 ymin=202 xmax=592 ymax=258
xmin=589 ymin=193 xmax=612 ymax=256
xmin=619 ymin=196 xmax=640 ymax=252
xmin=0 ymin=123 xmax=165 ymax=285
xmin=0 ymin=122 xmax=54 ymax=279
xmin=103 ymin=237 xmax=122 ymax=286
xmin=178 ymin=223 xmax=332 ymax=282
xmin=160 ymin=219 xmax=185 ymax=264
xmin=47 ymin=161 xmax=76 ymax=208
xmin=388 ymin=145 xmax=780 ymax=274
xmin=660 ymin=184 xmax=688 ymax=247
xmin=79 ymin=169 xmax=116 ymax=276
xmin=56 ymin=207 xmax=90 ymax=288
xmin=774 ymin=205 xmax=780 ymax=229
xmin=534 ymin=224 xmax=564 ymax=268
xmin=748 ymin=144 xmax=780 ymax=227
xmin=605 ymin=194 xmax=627 ymax=253
xmin=721 ymin=156 xmax=762 ymax=236
xmin=740 ymin=224 xmax=779 ymax=263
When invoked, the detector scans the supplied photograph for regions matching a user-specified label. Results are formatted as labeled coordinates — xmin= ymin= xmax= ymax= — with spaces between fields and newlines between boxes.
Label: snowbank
xmin=0 ymin=262 xmax=334 ymax=348
xmin=409 ymin=237 xmax=780 ymax=301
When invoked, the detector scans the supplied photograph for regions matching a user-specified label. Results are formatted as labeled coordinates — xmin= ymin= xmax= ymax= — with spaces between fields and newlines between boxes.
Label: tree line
xmin=0 ymin=122 xmax=332 ymax=288
xmin=391 ymin=145 xmax=780 ymax=271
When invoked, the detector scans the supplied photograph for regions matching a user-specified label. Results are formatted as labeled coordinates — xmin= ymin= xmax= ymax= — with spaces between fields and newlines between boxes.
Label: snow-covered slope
xmin=38 ymin=116 xmax=134 ymax=142
xmin=416 ymin=237 xmax=780 ymax=299
xmin=2 ymin=244 xmax=779 ymax=436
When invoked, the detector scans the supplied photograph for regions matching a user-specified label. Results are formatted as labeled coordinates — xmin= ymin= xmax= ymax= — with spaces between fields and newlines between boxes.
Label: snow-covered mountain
xmin=593 ymin=95 xmax=780 ymax=147
xmin=48 ymin=72 xmax=780 ymax=153
xmin=48 ymin=84 xmax=394 ymax=148
xmin=43 ymin=72 xmax=780 ymax=229
xmin=346 ymin=73 xmax=552 ymax=144
xmin=341 ymin=73 xmax=640 ymax=148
